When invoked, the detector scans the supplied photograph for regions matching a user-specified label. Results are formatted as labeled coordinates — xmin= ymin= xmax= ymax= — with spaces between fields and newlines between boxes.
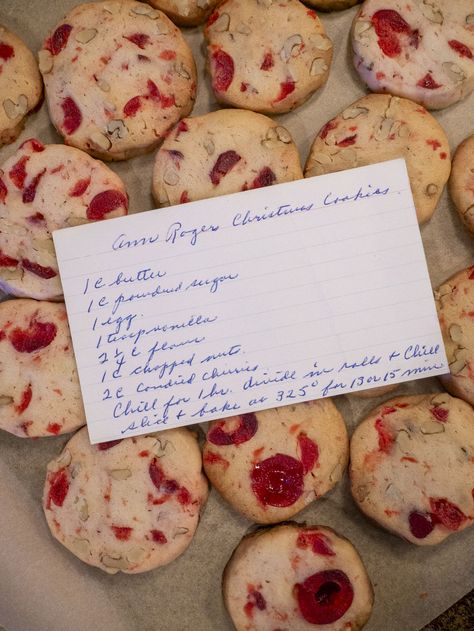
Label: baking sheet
xmin=0 ymin=2 xmax=473 ymax=630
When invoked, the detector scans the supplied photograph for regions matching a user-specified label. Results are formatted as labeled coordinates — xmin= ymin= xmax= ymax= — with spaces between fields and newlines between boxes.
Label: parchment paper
xmin=0 ymin=2 xmax=473 ymax=631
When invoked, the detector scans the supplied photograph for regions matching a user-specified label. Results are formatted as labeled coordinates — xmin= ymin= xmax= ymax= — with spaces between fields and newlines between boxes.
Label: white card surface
xmin=54 ymin=159 xmax=448 ymax=443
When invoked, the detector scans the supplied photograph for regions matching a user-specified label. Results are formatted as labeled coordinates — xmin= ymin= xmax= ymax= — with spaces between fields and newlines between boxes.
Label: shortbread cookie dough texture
xmin=43 ymin=428 xmax=209 ymax=573
xmin=0 ymin=139 xmax=128 ymax=300
xmin=435 ymin=266 xmax=474 ymax=406
xmin=449 ymin=134 xmax=474 ymax=235
xmin=204 ymin=0 xmax=333 ymax=114
xmin=352 ymin=0 xmax=474 ymax=109
xmin=223 ymin=523 xmax=373 ymax=631
xmin=39 ymin=0 xmax=197 ymax=160
xmin=305 ymin=94 xmax=450 ymax=224
xmin=153 ymin=109 xmax=303 ymax=206
xmin=203 ymin=401 xmax=348 ymax=524
xmin=0 ymin=300 xmax=85 ymax=438
xmin=350 ymin=394 xmax=474 ymax=545
xmin=0 ymin=25 xmax=42 ymax=147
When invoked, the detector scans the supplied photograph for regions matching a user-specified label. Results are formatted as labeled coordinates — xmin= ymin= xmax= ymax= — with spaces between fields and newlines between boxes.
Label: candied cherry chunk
xmin=87 ymin=190 xmax=128 ymax=220
xmin=47 ymin=469 xmax=69 ymax=508
xmin=61 ymin=97 xmax=82 ymax=134
xmin=22 ymin=259 xmax=57 ymax=279
xmin=211 ymin=49 xmax=234 ymax=92
xmin=429 ymin=498 xmax=467 ymax=531
xmin=409 ymin=511 xmax=435 ymax=538
xmin=0 ymin=43 xmax=14 ymax=61
xmin=250 ymin=167 xmax=276 ymax=190
xmin=448 ymin=40 xmax=472 ymax=59
xmin=9 ymin=319 xmax=57 ymax=353
xmin=207 ymin=413 xmax=258 ymax=445
xmin=296 ymin=569 xmax=354 ymax=624
xmin=298 ymin=434 xmax=318 ymax=473
xmin=251 ymin=453 xmax=304 ymax=507
xmin=371 ymin=10 xmax=412 ymax=58
xmin=48 ymin=24 xmax=72 ymax=55
xmin=97 ymin=439 xmax=122 ymax=450
xmin=209 ymin=150 xmax=241 ymax=186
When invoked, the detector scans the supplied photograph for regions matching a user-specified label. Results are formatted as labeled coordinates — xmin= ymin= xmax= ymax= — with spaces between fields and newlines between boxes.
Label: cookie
xmin=0 ymin=299 xmax=85 ymax=438
xmin=352 ymin=0 xmax=474 ymax=110
xmin=435 ymin=266 xmax=474 ymax=406
xmin=449 ymin=134 xmax=474 ymax=234
xmin=203 ymin=401 xmax=349 ymax=524
xmin=204 ymin=0 xmax=333 ymax=114
xmin=0 ymin=138 xmax=128 ymax=300
xmin=307 ymin=0 xmax=361 ymax=11
xmin=350 ymin=393 xmax=474 ymax=545
xmin=144 ymin=0 xmax=221 ymax=26
xmin=304 ymin=94 xmax=450 ymax=224
xmin=0 ymin=25 xmax=42 ymax=147
xmin=152 ymin=109 xmax=303 ymax=206
xmin=43 ymin=427 xmax=208 ymax=573
xmin=350 ymin=384 xmax=399 ymax=399
xmin=223 ymin=523 xmax=374 ymax=631
xmin=39 ymin=0 xmax=197 ymax=161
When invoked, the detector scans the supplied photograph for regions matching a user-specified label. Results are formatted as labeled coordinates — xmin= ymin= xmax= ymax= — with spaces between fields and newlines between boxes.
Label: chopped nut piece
xmin=342 ymin=106 xmax=369 ymax=120
xmin=212 ymin=12 xmax=230 ymax=32
xmin=280 ymin=35 xmax=303 ymax=63
xmin=312 ymin=34 xmax=332 ymax=51
xmin=426 ymin=183 xmax=438 ymax=196
xmin=75 ymin=28 xmax=98 ymax=44
xmin=101 ymin=553 xmax=129 ymax=571
xmin=71 ymin=538 xmax=91 ymax=557
xmin=0 ymin=395 xmax=13 ymax=406
xmin=442 ymin=62 xmax=465 ymax=83
xmin=164 ymin=169 xmax=179 ymax=186
xmin=89 ymin=131 xmax=112 ymax=151
xmin=38 ymin=50 xmax=53 ymax=74
xmin=449 ymin=323 xmax=463 ymax=343
xmin=126 ymin=547 xmax=147 ymax=565
xmin=203 ymin=138 xmax=215 ymax=155
xmin=236 ymin=23 xmax=251 ymax=35
xmin=310 ymin=58 xmax=328 ymax=76
xmin=420 ymin=0 xmax=443 ymax=23
xmin=110 ymin=468 xmax=132 ymax=480
xmin=3 ymin=95 xmax=28 ymax=120
xmin=107 ymin=119 xmax=128 ymax=139
xmin=421 ymin=421 xmax=445 ymax=435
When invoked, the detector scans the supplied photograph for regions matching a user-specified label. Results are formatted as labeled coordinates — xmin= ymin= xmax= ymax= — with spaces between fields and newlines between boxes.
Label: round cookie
xmin=449 ymin=134 xmax=474 ymax=234
xmin=144 ymin=0 xmax=221 ymax=26
xmin=351 ymin=0 xmax=474 ymax=110
xmin=0 ymin=25 xmax=42 ymax=147
xmin=152 ymin=109 xmax=303 ymax=206
xmin=39 ymin=0 xmax=196 ymax=161
xmin=204 ymin=0 xmax=333 ymax=114
xmin=435 ymin=266 xmax=474 ymax=406
xmin=350 ymin=393 xmax=474 ymax=545
xmin=307 ymin=0 xmax=361 ymax=11
xmin=0 ymin=299 xmax=85 ymax=438
xmin=304 ymin=94 xmax=450 ymax=224
xmin=43 ymin=427 xmax=208 ymax=574
xmin=0 ymin=138 xmax=128 ymax=300
xmin=223 ymin=523 xmax=374 ymax=631
xmin=203 ymin=400 xmax=349 ymax=524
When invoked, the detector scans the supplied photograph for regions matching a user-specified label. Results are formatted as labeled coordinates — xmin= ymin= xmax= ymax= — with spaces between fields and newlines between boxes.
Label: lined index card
xmin=54 ymin=159 xmax=448 ymax=443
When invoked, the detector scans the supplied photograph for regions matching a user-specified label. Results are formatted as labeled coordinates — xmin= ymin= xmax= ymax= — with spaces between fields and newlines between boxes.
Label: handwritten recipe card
xmin=54 ymin=159 xmax=448 ymax=443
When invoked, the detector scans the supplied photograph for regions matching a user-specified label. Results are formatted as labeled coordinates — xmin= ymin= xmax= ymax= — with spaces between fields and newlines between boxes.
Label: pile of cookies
xmin=0 ymin=0 xmax=473 ymax=629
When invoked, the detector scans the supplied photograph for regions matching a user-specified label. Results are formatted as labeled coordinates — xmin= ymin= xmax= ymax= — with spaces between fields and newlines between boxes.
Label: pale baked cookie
xmin=352 ymin=0 xmax=474 ymax=110
xmin=0 ymin=25 xmax=42 ymax=147
xmin=204 ymin=0 xmax=333 ymax=114
xmin=351 ymin=384 xmax=399 ymax=399
xmin=39 ymin=0 xmax=196 ymax=160
xmin=0 ymin=138 xmax=128 ymax=300
xmin=43 ymin=427 xmax=208 ymax=573
xmin=449 ymin=134 xmax=474 ymax=234
xmin=152 ymin=109 xmax=303 ymax=206
xmin=350 ymin=394 xmax=474 ymax=545
xmin=307 ymin=0 xmax=361 ymax=11
xmin=203 ymin=401 xmax=349 ymax=524
xmin=304 ymin=94 xmax=451 ymax=224
xmin=144 ymin=0 xmax=221 ymax=26
xmin=435 ymin=266 xmax=474 ymax=405
xmin=223 ymin=523 xmax=374 ymax=631
xmin=0 ymin=299 xmax=85 ymax=438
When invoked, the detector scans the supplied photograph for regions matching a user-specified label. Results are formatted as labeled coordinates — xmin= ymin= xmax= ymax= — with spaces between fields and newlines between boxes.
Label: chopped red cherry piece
xmin=151 ymin=529 xmax=167 ymax=544
xmin=408 ymin=510 xmax=435 ymax=538
xmin=298 ymin=434 xmax=319 ymax=474
xmin=296 ymin=569 xmax=354 ymax=624
xmin=9 ymin=319 xmax=57 ymax=353
xmin=97 ymin=439 xmax=122 ymax=450
xmin=429 ymin=498 xmax=467 ymax=531
xmin=27 ymin=212 xmax=46 ymax=224
xmin=0 ymin=176 xmax=7 ymax=203
xmin=87 ymin=189 xmax=128 ymax=220
xmin=260 ymin=52 xmax=274 ymax=71
xmin=417 ymin=73 xmax=442 ymax=89
xmin=9 ymin=155 xmax=29 ymax=189
xmin=149 ymin=457 xmax=164 ymax=489
xmin=125 ymin=33 xmax=150 ymax=49
xmin=431 ymin=406 xmax=448 ymax=422
xmin=371 ymin=10 xmax=412 ymax=58
xmin=19 ymin=138 xmax=45 ymax=153
xmin=336 ymin=135 xmax=357 ymax=147
xmin=48 ymin=24 xmax=72 ymax=55
xmin=0 ymin=250 xmax=18 ymax=267
xmin=274 ymin=80 xmax=295 ymax=103
xmin=22 ymin=259 xmax=57 ymax=279
xmin=15 ymin=384 xmax=32 ymax=414
xmin=69 ymin=177 xmax=90 ymax=197
xmin=209 ymin=150 xmax=241 ymax=186
xmin=146 ymin=79 xmax=175 ymax=108
xmin=179 ymin=190 xmax=190 ymax=204
xmin=46 ymin=422 xmax=62 ymax=435
xmin=448 ymin=40 xmax=472 ymax=59
xmin=319 ymin=119 xmax=338 ymax=140
xmin=297 ymin=530 xmax=335 ymax=556
xmin=61 ymin=96 xmax=82 ymax=134
xmin=111 ymin=525 xmax=133 ymax=541
xmin=207 ymin=10 xmax=219 ymax=26
xmin=251 ymin=453 xmax=304 ymax=507
xmin=211 ymin=49 xmax=234 ymax=92
xmin=22 ymin=169 xmax=46 ymax=203
xmin=159 ymin=50 xmax=176 ymax=60
xmin=249 ymin=167 xmax=276 ymax=189
xmin=375 ymin=418 xmax=394 ymax=453
xmin=0 ymin=43 xmax=14 ymax=61
xmin=47 ymin=468 xmax=69 ymax=509
xmin=123 ymin=95 xmax=142 ymax=117
xmin=207 ymin=413 xmax=258 ymax=445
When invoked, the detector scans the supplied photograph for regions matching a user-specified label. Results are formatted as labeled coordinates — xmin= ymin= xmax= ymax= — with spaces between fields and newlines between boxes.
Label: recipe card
xmin=54 ymin=159 xmax=448 ymax=443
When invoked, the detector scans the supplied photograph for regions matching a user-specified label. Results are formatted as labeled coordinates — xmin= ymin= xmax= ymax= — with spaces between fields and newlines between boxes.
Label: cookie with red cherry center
xmin=449 ymin=134 xmax=474 ymax=234
xmin=0 ymin=299 xmax=85 ymax=438
xmin=152 ymin=109 xmax=303 ymax=206
xmin=223 ymin=523 xmax=373 ymax=631
xmin=0 ymin=25 xmax=42 ymax=147
xmin=0 ymin=138 xmax=128 ymax=300
xmin=350 ymin=393 xmax=474 ymax=545
xmin=435 ymin=266 xmax=474 ymax=406
xmin=304 ymin=94 xmax=450 ymax=224
xmin=203 ymin=400 xmax=349 ymax=524
xmin=43 ymin=426 xmax=208 ymax=573
xmin=204 ymin=0 xmax=333 ymax=114
xmin=143 ymin=0 xmax=221 ymax=26
xmin=352 ymin=0 xmax=474 ymax=110
xmin=39 ymin=0 xmax=196 ymax=161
